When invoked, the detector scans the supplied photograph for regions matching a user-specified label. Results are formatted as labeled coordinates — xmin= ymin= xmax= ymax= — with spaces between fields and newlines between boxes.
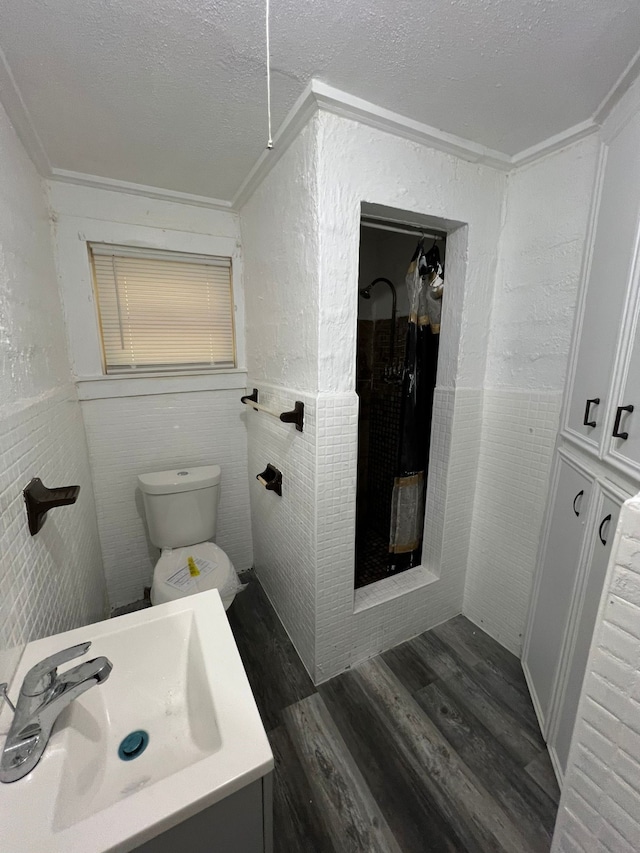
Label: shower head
xmin=359 ymin=287 xmax=372 ymax=299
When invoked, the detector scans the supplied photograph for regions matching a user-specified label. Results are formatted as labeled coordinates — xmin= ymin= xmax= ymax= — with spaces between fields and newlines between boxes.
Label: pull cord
xmin=266 ymin=0 xmax=273 ymax=149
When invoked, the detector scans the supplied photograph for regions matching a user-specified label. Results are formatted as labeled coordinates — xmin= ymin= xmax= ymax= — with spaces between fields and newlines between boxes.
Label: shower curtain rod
xmin=361 ymin=218 xmax=445 ymax=241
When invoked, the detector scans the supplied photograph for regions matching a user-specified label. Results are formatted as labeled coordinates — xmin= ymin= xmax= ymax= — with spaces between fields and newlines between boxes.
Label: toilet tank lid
xmin=138 ymin=465 xmax=221 ymax=495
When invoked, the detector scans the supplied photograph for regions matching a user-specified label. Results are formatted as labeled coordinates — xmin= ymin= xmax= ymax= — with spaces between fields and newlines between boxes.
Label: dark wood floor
xmin=227 ymin=572 xmax=560 ymax=853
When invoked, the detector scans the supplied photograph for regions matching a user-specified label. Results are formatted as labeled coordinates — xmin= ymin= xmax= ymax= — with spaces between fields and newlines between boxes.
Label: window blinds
xmin=89 ymin=244 xmax=235 ymax=373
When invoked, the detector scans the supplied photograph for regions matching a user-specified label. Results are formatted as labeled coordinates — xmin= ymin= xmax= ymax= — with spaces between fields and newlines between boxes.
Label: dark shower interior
xmin=355 ymin=220 xmax=445 ymax=589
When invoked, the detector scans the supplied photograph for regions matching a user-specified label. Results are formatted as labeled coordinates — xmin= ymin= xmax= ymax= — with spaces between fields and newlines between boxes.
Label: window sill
xmin=75 ymin=368 xmax=248 ymax=400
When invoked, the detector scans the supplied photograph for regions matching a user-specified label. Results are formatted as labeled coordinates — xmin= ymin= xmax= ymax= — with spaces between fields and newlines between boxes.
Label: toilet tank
xmin=137 ymin=465 xmax=221 ymax=549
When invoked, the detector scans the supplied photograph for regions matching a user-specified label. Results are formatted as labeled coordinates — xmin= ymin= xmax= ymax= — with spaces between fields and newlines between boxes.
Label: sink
xmin=0 ymin=590 xmax=273 ymax=852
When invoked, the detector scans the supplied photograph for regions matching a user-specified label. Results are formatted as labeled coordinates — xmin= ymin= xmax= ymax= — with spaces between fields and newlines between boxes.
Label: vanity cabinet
xmin=134 ymin=775 xmax=273 ymax=853
xmin=523 ymin=451 xmax=630 ymax=781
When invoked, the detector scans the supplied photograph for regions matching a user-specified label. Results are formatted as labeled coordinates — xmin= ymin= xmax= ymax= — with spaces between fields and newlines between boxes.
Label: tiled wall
xmin=0 ymin=388 xmax=106 ymax=679
xmin=246 ymin=383 xmax=318 ymax=674
xmin=80 ymin=390 xmax=253 ymax=607
xmin=0 ymin=95 xmax=106 ymax=685
xmin=314 ymin=387 xmax=484 ymax=681
xmin=552 ymin=493 xmax=640 ymax=852
xmin=464 ymin=390 xmax=563 ymax=653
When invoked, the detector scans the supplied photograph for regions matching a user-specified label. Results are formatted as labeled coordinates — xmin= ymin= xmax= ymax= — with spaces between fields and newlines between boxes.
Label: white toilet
xmin=137 ymin=465 xmax=239 ymax=610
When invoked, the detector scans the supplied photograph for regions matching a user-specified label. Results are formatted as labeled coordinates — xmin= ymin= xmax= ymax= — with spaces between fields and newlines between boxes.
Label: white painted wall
xmin=312 ymin=111 xmax=505 ymax=679
xmin=240 ymin=119 xmax=321 ymax=672
xmin=241 ymin=108 xmax=506 ymax=680
xmin=0 ymin=101 xmax=106 ymax=682
xmin=464 ymin=135 xmax=601 ymax=653
xmin=552 ymin=492 xmax=640 ymax=852
xmin=241 ymin=117 xmax=321 ymax=395
xmin=48 ymin=183 xmax=252 ymax=607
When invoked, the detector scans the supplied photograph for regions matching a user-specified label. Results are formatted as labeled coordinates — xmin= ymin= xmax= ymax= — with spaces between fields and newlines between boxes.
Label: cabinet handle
xmin=612 ymin=404 xmax=634 ymax=440
xmin=583 ymin=398 xmax=600 ymax=428
xmin=598 ymin=513 xmax=612 ymax=546
xmin=572 ymin=490 xmax=584 ymax=517
xmin=582 ymin=397 xmax=600 ymax=426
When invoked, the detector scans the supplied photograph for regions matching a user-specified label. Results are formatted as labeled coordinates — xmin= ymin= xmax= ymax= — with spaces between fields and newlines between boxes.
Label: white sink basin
xmin=0 ymin=590 xmax=273 ymax=852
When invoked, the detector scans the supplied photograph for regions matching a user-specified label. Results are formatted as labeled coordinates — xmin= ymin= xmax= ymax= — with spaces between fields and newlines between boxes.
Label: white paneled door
xmin=524 ymin=452 xmax=593 ymax=733
xmin=550 ymin=488 xmax=623 ymax=774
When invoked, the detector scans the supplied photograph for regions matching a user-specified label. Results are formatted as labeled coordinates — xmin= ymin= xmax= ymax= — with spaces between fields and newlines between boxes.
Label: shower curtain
xmin=388 ymin=243 xmax=441 ymax=572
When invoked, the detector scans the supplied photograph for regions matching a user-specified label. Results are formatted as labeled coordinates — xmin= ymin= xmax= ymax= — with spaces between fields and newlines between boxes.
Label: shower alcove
xmin=355 ymin=211 xmax=447 ymax=588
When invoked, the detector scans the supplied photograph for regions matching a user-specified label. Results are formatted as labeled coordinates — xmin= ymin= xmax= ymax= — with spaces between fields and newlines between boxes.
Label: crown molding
xmin=595 ymin=44 xmax=640 ymax=127
xmin=311 ymin=80 xmax=513 ymax=171
xmin=0 ymin=44 xmax=51 ymax=176
xmin=49 ymin=169 xmax=233 ymax=211
xmin=3 ymin=29 xmax=640 ymax=213
xmin=233 ymin=80 xmax=514 ymax=209
xmin=232 ymin=81 xmax=319 ymax=209
xmin=509 ymin=118 xmax=599 ymax=169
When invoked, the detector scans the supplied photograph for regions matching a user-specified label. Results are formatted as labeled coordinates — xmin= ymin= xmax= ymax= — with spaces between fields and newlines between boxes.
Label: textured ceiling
xmin=1 ymin=0 xmax=639 ymax=201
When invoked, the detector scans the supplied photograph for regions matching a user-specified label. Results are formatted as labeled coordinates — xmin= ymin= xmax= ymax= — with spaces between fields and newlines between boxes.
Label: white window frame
xmin=53 ymin=217 xmax=246 ymax=399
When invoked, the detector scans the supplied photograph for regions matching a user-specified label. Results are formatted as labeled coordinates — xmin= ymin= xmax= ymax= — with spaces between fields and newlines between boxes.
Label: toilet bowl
xmin=137 ymin=465 xmax=240 ymax=610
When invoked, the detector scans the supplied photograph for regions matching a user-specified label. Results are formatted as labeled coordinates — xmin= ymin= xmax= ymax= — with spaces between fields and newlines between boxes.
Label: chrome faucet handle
xmin=21 ymin=642 xmax=92 ymax=697
xmin=0 ymin=684 xmax=16 ymax=714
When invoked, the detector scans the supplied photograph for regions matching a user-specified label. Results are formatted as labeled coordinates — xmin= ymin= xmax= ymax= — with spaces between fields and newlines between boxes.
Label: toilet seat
xmin=151 ymin=542 xmax=237 ymax=609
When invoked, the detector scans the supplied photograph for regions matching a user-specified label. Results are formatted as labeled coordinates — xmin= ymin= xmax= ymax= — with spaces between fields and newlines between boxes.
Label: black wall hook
xmin=23 ymin=478 xmax=80 ymax=535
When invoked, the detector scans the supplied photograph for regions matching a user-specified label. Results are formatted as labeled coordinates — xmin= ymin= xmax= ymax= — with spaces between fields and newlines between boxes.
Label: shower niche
xmin=355 ymin=214 xmax=446 ymax=589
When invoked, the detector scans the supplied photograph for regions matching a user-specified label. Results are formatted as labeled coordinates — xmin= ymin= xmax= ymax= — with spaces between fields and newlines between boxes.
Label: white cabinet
xmin=605 ymin=296 xmax=640 ymax=475
xmin=524 ymin=450 xmax=630 ymax=784
xmin=549 ymin=486 xmax=623 ymax=774
xmin=564 ymin=109 xmax=640 ymax=457
xmin=529 ymin=84 xmax=640 ymax=791
xmin=524 ymin=452 xmax=594 ymax=731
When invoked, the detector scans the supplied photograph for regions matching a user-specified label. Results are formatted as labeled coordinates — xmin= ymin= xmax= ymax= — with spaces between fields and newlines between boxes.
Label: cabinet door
xmin=523 ymin=454 xmax=594 ymax=733
xmin=565 ymin=111 xmax=640 ymax=451
xmin=551 ymin=490 xmax=623 ymax=774
xmin=607 ymin=313 xmax=640 ymax=475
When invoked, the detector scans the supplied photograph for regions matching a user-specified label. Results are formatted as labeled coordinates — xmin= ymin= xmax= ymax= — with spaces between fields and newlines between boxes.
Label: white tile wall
xmin=245 ymin=383 xmax=487 ymax=683
xmin=247 ymin=382 xmax=318 ymax=674
xmin=464 ymin=389 xmax=562 ymax=654
xmin=0 ymin=387 xmax=106 ymax=681
xmin=312 ymin=387 xmax=485 ymax=682
xmin=552 ymin=493 xmax=640 ymax=852
xmin=80 ymin=389 xmax=253 ymax=607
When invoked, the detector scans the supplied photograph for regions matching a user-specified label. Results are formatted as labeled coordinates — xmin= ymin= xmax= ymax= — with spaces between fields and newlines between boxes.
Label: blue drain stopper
xmin=118 ymin=730 xmax=149 ymax=761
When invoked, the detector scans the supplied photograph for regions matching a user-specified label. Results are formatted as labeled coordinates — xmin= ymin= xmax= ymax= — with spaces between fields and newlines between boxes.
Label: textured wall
xmin=316 ymin=111 xmax=506 ymax=394
xmin=241 ymin=108 xmax=506 ymax=680
xmin=310 ymin=112 xmax=505 ymax=679
xmin=464 ymin=137 xmax=601 ymax=653
xmin=551 ymin=493 xmax=640 ymax=852
xmin=0 ymin=101 xmax=105 ymax=681
xmin=240 ymin=120 xmax=321 ymax=669
xmin=486 ymin=134 xmax=601 ymax=392
xmin=48 ymin=183 xmax=252 ymax=607
xmin=241 ymin=117 xmax=321 ymax=394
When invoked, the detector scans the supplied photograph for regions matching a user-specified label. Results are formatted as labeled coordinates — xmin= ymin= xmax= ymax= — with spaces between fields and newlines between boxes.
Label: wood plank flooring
xmin=227 ymin=573 xmax=560 ymax=852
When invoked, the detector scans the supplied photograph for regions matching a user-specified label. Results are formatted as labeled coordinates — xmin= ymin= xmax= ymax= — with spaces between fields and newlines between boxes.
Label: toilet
xmin=137 ymin=465 xmax=239 ymax=610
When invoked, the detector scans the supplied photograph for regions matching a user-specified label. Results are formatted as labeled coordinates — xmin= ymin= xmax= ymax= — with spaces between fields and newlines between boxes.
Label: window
xmin=89 ymin=243 xmax=235 ymax=374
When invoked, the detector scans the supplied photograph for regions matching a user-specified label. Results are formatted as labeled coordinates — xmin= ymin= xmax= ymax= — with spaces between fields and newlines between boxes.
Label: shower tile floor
xmin=228 ymin=571 xmax=560 ymax=852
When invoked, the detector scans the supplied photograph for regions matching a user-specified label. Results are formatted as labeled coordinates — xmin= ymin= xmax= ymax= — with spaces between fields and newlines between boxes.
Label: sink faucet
xmin=0 ymin=642 xmax=112 ymax=783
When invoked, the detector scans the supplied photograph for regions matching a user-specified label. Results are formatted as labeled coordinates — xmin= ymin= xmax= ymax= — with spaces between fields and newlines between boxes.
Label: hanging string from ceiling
xmin=265 ymin=0 xmax=274 ymax=149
